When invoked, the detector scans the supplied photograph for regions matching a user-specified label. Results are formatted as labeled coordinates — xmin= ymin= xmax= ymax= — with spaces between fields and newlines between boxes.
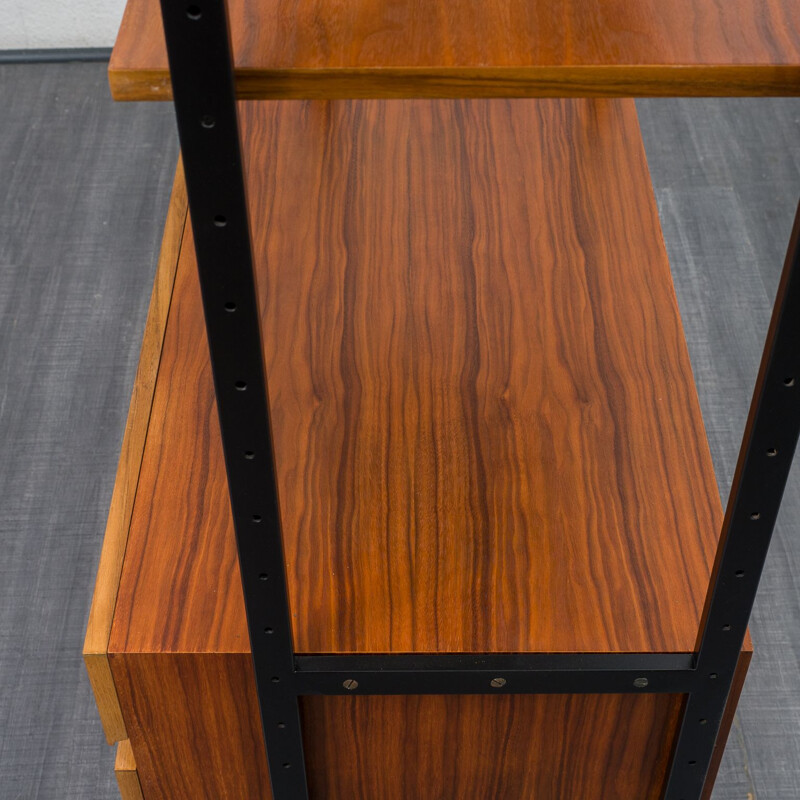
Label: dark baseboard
xmin=0 ymin=47 xmax=112 ymax=64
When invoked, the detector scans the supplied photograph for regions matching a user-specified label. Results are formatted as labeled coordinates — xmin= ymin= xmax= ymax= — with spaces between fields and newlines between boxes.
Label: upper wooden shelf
xmin=109 ymin=0 xmax=800 ymax=100
xmin=110 ymin=97 xmax=724 ymax=657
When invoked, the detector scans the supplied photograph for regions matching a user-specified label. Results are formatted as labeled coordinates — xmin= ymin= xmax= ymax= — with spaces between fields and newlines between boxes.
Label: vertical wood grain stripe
xmin=83 ymin=160 xmax=187 ymax=744
xmin=115 ymin=739 xmax=145 ymax=800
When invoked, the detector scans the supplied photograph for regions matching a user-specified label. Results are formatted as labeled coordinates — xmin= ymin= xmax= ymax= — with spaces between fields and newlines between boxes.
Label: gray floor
xmin=0 ymin=63 xmax=797 ymax=799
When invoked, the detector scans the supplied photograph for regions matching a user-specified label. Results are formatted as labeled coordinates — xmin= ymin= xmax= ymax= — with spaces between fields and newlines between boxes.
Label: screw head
xmin=490 ymin=677 xmax=507 ymax=688
xmin=342 ymin=679 xmax=359 ymax=691
xmin=633 ymin=677 xmax=649 ymax=688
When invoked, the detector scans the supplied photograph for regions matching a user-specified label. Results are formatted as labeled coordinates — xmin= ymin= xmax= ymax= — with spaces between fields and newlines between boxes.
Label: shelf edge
xmin=108 ymin=64 xmax=800 ymax=103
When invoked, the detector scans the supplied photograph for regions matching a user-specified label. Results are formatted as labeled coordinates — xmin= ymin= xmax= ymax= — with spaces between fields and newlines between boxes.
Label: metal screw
xmin=343 ymin=679 xmax=359 ymax=691
xmin=490 ymin=677 xmax=507 ymax=688
xmin=633 ymin=677 xmax=649 ymax=688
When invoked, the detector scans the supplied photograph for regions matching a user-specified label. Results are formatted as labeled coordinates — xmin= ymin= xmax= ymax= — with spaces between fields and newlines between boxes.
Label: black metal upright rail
xmin=156 ymin=1 xmax=800 ymax=797
xmin=158 ymin=1 xmax=309 ymax=795
xmin=662 ymin=204 xmax=800 ymax=799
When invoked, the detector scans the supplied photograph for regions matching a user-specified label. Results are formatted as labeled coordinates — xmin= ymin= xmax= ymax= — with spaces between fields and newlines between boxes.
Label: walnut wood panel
xmin=109 ymin=654 xmax=273 ymax=800
xmin=110 ymin=98 xmax=724 ymax=656
xmin=109 ymin=0 xmax=800 ymax=100
xmin=300 ymin=692 xmax=683 ymax=799
xmin=115 ymin=740 xmax=145 ymax=800
xmin=83 ymin=161 xmax=187 ymax=744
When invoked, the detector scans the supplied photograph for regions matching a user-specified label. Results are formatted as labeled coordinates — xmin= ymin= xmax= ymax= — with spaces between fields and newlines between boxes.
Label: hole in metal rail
xmin=214 ymin=215 xmax=228 ymax=227
xmin=271 ymin=676 xmax=280 ymax=683
xmin=235 ymin=380 xmax=247 ymax=391
xmin=688 ymin=760 xmax=697 ymax=765
xmin=186 ymin=5 xmax=202 ymax=20
xmin=224 ymin=301 xmax=237 ymax=312
xmin=264 ymin=627 xmax=273 ymax=634
xmin=283 ymin=763 xmax=291 ymax=769
xmin=252 ymin=514 xmax=262 ymax=523
xmin=722 ymin=624 xmax=732 ymax=631
xmin=750 ymin=512 xmax=761 ymax=520
xmin=244 ymin=451 xmax=255 ymax=460
xmin=277 ymin=722 xmax=286 ymax=729
xmin=735 ymin=570 xmax=745 ymax=578
xmin=767 ymin=447 xmax=778 ymax=457
xmin=784 ymin=377 xmax=795 ymax=386
xmin=699 ymin=718 xmax=708 ymax=725
xmin=201 ymin=115 xmax=216 ymax=129
xmin=709 ymin=672 xmax=718 ymax=679
xmin=259 ymin=573 xmax=268 ymax=581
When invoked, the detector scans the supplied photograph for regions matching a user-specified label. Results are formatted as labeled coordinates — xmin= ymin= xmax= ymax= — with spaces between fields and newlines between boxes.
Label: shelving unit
xmin=85 ymin=1 xmax=800 ymax=798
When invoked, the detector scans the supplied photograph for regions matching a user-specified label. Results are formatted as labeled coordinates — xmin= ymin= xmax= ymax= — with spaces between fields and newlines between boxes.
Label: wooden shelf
xmin=93 ymin=98 xmax=756 ymax=799
xmin=110 ymin=97 xmax=723 ymax=658
xmin=109 ymin=0 xmax=800 ymax=100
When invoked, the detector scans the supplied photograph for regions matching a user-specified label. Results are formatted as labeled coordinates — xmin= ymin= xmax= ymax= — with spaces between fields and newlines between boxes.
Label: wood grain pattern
xmin=300 ymin=693 xmax=684 ymax=799
xmin=109 ymin=654 xmax=273 ymax=800
xmin=115 ymin=740 xmax=145 ymax=800
xmin=83 ymin=160 xmax=187 ymax=744
xmin=110 ymin=98 xmax=723 ymax=657
xmin=108 ymin=0 xmax=800 ymax=100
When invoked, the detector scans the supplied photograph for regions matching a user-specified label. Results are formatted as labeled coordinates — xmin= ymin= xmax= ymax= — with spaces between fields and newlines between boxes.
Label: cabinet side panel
xmin=83 ymin=161 xmax=187 ymax=744
xmin=109 ymin=653 xmax=272 ymax=799
xmin=300 ymin=692 xmax=684 ymax=799
xmin=108 ymin=647 xmax=686 ymax=798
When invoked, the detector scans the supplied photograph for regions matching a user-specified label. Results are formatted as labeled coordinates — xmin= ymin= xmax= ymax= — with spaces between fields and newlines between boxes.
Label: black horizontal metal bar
xmin=294 ymin=653 xmax=697 ymax=695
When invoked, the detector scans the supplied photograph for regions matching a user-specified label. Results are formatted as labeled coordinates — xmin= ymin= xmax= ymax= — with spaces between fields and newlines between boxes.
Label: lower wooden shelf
xmin=87 ymin=97 xmax=751 ymax=798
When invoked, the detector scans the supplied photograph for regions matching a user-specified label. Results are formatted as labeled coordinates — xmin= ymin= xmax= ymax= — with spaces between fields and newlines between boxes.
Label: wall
xmin=0 ymin=0 xmax=126 ymax=49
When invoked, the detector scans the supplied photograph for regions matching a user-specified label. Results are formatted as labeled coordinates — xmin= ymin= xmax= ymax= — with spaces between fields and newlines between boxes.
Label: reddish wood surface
xmin=109 ymin=97 xmax=723 ymax=657
xmin=110 ymin=654 xmax=273 ymax=799
xmin=109 ymin=0 xmax=800 ymax=99
xmin=300 ymin=693 xmax=683 ymax=799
